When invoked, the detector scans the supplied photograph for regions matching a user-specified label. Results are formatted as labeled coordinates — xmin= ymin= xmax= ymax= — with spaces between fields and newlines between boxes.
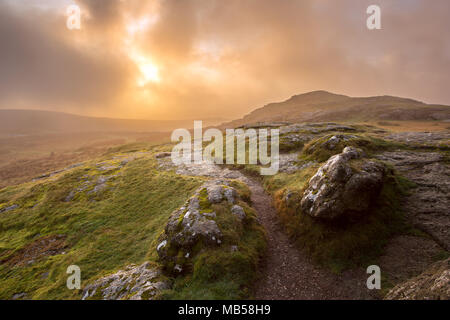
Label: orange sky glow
xmin=0 ymin=0 xmax=449 ymax=120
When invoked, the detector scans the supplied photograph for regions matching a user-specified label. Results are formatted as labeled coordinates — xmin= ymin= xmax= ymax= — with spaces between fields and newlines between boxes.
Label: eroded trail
xmin=157 ymin=155 xmax=376 ymax=299
xmin=245 ymin=177 xmax=374 ymax=300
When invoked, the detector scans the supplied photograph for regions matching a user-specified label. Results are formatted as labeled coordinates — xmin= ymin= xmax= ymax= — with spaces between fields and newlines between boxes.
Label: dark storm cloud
xmin=133 ymin=0 xmax=450 ymax=118
xmin=0 ymin=0 xmax=449 ymax=119
xmin=0 ymin=2 xmax=132 ymax=110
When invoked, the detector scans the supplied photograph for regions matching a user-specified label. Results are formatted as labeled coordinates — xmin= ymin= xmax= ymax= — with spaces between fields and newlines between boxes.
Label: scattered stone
xmin=322 ymin=135 xmax=357 ymax=150
xmin=155 ymin=152 xmax=172 ymax=159
xmin=82 ymin=262 xmax=170 ymax=300
xmin=120 ymin=158 xmax=134 ymax=166
xmin=64 ymin=191 xmax=75 ymax=202
xmin=0 ymin=204 xmax=18 ymax=214
xmin=98 ymin=165 xmax=119 ymax=171
xmin=32 ymin=163 xmax=83 ymax=182
xmin=301 ymin=147 xmax=386 ymax=220
xmin=304 ymin=134 xmax=360 ymax=157
xmin=12 ymin=292 xmax=27 ymax=300
xmin=174 ymin=264 xmax=183 ymax=273
xmin=276 ymin=153 xmax=311 ymax=174
xmin=231 ymin=205 xmax=246 ymax=220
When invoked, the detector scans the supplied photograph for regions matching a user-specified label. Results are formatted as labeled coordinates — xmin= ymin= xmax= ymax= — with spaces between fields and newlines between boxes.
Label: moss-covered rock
xmin=301 ymin=134 xmax=393 ymax=162
xmin=272 ymin=147 xmax=409 ymax=271
xmin=301 ymin=146 xmax=386 ymax=220
xmin=156 ymin=180 xmax=247 ymax=274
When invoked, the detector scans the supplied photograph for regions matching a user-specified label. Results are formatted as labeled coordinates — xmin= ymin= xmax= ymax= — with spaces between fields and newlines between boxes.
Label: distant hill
xmin=0 ymin=110 xmax=225 ymax=136
xmin=222 ymin=91 xmax=450 ymax=128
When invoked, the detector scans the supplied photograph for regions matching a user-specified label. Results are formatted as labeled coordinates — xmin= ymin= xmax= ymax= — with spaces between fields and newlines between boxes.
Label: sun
xmin=128 ymin=48 xmax=160 ymax=86
xmin=137 ymin=61 xmax=160 ymax=86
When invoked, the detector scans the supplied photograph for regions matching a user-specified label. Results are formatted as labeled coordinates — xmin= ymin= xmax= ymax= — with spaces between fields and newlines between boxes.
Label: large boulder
xmin=156 ymin=180 xmax=244 ymax=273
xmin=300 ymin=147 xmax=386 ymax=220
xmin=385 ymin=258 xmax=450 ymax=300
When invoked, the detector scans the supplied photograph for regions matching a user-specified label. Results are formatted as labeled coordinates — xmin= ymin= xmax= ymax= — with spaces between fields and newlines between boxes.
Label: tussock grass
xmin=159 ymin=180 xmax=266 ymax=299
xmin=300 ymin=133 xmax=403 ymax=162
xmin=0 ymin=144 xmax=204 ymax=299
xmin=0 ymin=142 xmax=266 ymax=300
xmin=272 ymin=166 xmax=414 ymax=272
xmin=161 ymin=203 xmax=266 ymax=299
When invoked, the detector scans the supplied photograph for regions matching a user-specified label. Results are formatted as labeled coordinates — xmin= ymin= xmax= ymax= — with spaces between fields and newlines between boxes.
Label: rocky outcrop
xmin=82 ymin=262 xmax=170 ymax=300
xmin=300 ymin=147 xmax=386 ymax=220
xmin=385 ymin=132 xmax=450 ymax=148
xmin=377 ymin=151 xmax=450 ymax=250
xmin=385 ymin=258 xmax=450 ymax=300
xmin=156 ymin=180 xmax=246 ymax=273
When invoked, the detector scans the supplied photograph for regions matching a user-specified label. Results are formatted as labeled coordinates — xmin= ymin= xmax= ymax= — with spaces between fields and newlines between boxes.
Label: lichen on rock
xmin=300 ymin=146 xmax=386 ymax=220
xmin=82 ymin=262 xmax=170 ymax=300
xmin=156 ymin=179 xmax=245 ymax=273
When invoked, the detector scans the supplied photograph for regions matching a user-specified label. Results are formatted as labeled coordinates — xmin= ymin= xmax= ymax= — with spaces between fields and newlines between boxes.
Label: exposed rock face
xmin=301 ymin=147 xmax=386 ymax=220
xmin=82 ymin=262 xmax=170 ymax=300
xmin=157 ymin=180 xmax=245 ymax=273
xmin=385 ymin=132 xmax=450 ymax=147
xmin=385 ymin=258 xmax=450 ymax=300
xmin=377 ymin=151 xmax=450 ymax=251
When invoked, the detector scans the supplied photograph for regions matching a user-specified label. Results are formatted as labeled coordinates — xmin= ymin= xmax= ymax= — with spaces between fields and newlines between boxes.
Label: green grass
xmin=300 ymin=133 xmax=404 ymax=162
xmin=0 ymin=142 xmax=266 ymax=300
xmin=271 ymin=164 xmax=414 ymax=272
xmin=0 ymin=144 xmax=204 ymax=299
xmin=160 ymin=199 xmax=266 ymax=299
xmin=156 ymin=179 xmax=266 ymax=299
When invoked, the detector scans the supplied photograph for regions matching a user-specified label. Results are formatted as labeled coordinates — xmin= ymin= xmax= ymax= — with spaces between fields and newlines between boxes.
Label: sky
xmin=0 ymin=0 xmax=449 ymax=120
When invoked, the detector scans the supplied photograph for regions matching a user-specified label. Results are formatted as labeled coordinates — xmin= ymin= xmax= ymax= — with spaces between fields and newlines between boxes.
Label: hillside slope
xmin=223 ymin=91 xmax=450 ymax=128
xmin=0 ymin=109 xmax=223 ymax=136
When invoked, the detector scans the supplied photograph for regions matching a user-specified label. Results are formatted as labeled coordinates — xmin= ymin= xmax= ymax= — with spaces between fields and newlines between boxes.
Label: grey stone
xmin=82 ymin=262 xmax=169 ymax=300
xmin=0 ymin=204 xmax=18 ymax=213
xmin=64 ymin=191 xmax=75 ymax=202
xmin=231 ymin=205 xmax=246 ymax=220
xmin=224 ymin=188 xmax=237 ymax=204
xmin=12 ymin=293 xmax=27 ymax=300
xmin=207 ymin=185 xmax=224 ymax=203
xmin=301 ymin=147 xmax=385 ymax=220
xmin=157 ymin=180 xmax=245 ymax=273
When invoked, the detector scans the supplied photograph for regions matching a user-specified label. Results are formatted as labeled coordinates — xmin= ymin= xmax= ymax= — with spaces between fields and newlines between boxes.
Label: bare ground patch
xmin=1 ymin=235 xmax=67 ymax=267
